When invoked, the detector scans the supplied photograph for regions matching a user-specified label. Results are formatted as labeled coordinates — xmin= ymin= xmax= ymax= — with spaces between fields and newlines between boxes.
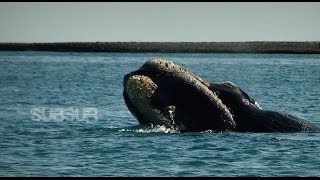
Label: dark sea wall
xmin=0 ymin=42 xmax=320 ymax=53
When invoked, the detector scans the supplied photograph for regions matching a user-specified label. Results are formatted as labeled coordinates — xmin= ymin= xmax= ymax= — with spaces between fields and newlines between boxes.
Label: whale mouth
xmin=123 ymin=59 xmax=237 ymax=132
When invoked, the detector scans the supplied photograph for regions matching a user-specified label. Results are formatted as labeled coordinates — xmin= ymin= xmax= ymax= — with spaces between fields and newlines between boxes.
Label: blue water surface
xmin=0 ymin=52 xmax=319 ymax=176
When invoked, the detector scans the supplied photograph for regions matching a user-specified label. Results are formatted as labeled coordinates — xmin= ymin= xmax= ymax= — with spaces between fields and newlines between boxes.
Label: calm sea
xmin=0 ymin=52 xmax=319 ymax=176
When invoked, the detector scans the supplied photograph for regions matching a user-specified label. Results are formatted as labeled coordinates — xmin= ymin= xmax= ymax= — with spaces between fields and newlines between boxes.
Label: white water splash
xmin=119 ymin=125 xmax=179 ymax=134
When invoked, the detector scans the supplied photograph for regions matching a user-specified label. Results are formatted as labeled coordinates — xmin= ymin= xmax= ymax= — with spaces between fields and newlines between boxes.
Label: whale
xmin=123 ymin=59 xmax=319 ymax=133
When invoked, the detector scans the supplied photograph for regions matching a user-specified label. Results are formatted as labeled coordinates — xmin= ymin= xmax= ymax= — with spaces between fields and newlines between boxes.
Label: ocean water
xmin=0 ymin=52 xmax=319 ymax=176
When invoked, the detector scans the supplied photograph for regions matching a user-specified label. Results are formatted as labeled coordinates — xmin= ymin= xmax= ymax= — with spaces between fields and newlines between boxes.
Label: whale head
xmin=123 ymin=59 xmax=236 ymax=132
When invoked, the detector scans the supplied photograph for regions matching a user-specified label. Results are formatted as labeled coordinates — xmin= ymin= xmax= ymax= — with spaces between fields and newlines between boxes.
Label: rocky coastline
xmin=0 ymin=41 xmax=320 ymax=53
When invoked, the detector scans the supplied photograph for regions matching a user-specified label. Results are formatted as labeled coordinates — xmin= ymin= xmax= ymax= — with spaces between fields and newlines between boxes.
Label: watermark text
xmin=30 ymin=107 xmax=99 ymax=122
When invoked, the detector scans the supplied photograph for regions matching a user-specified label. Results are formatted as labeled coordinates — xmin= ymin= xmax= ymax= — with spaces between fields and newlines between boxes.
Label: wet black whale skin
xmin=123 ymin=61 xmax=320 ymax=133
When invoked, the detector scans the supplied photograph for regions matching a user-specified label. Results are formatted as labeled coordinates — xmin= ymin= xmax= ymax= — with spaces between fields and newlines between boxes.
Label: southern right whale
xmin=123 ymin=59 xmax=320 ymax=132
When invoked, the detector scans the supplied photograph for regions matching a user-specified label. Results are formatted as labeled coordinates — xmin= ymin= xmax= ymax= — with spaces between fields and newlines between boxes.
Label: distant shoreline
xmin=0 ymin=41 xmax=320 ymax=53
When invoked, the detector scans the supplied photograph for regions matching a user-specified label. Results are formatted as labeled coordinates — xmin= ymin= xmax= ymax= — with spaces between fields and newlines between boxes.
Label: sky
xmin=0 ymin=2 xmax=320 ymax=42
